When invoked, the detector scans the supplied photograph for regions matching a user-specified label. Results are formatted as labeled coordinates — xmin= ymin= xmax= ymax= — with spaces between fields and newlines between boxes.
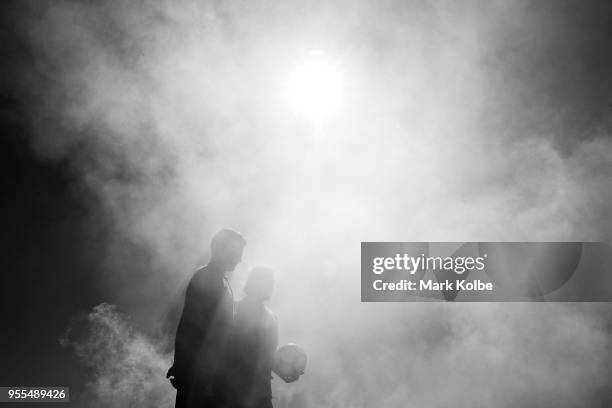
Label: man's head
xmin=244 ymin=266 xmax=275 ymax=301
xmin=210 ymin=229 xmax=246 ymax=272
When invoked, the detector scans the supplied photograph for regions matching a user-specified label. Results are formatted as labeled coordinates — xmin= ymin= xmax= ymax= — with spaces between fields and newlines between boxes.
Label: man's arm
xmin=169 ymin=273 xmax=214 ymax=384
xmin=271 ymin=314 xmax=279 ymax=358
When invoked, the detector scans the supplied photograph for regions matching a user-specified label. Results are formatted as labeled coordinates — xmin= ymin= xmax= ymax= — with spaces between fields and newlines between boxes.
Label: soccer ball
xmin=273 ymin=343 xmax=307 ymax=383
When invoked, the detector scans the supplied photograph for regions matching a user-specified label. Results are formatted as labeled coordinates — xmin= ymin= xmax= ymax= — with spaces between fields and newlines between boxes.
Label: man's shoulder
xmin=187 ymin=266 xmax=222 ymax=293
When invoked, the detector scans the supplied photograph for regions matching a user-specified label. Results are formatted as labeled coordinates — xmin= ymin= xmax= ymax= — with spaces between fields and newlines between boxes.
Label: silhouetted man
xmin=232 ymin=267 xmax=278 ymax=408
xmin=167 ymin=229 xmax=246 ymax=408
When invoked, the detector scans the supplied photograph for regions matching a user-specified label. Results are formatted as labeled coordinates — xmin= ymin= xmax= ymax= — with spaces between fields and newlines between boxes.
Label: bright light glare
xmin=286 ymin=55 xmax=344 ymax=120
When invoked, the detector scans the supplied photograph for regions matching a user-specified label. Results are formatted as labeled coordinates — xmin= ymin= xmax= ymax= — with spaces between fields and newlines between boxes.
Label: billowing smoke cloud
xmin=292 ymin=303 xmax=612 ymax=408
xmin=60 ymin=303 xmax=174 ymax=407
xmin=62 ymin=302 xmax=612 ymax=407
xmin=13 ymin=0 xmax=612 ymax=406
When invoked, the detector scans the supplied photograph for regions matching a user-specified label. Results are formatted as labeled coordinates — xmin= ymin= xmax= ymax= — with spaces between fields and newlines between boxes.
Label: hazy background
xmin=1 ymin=0 xmax=612 ymax=407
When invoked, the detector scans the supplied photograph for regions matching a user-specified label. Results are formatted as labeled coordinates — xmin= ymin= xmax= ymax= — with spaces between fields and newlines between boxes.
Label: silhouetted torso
xmin=232 ymin=297 xmax=278 ymax=408
xmin=173 ymin=265 xmax=234 ymax=408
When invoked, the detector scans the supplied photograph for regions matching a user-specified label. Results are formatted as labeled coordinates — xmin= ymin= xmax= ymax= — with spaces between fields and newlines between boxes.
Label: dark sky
xmin=1 ymin=1 xmax=612 ymax=407
xmin=0 ymin=2 xmax=161 ymax=391
xmin=0 ymin=37 xmax=103 ymax=398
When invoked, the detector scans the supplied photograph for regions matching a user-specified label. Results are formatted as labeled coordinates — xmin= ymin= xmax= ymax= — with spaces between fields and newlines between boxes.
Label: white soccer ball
xmin=274 ymin=343 xmax=307 ymax=383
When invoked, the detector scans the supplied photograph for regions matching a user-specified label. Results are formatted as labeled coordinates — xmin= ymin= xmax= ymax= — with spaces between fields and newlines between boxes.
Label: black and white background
xmin=1 ymin=1 xmax=612 ymax=407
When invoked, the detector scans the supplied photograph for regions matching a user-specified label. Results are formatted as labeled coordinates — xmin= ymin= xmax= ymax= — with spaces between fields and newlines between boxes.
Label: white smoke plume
xmin=61 ymin=303 xmax=174 ymax=408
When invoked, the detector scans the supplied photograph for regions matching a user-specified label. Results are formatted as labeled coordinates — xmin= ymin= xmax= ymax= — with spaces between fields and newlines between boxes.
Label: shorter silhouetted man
xmin=232 ymin=267 xmax=278 ymax=408
xmin=167 ymin=229 xmax=246 ymax=408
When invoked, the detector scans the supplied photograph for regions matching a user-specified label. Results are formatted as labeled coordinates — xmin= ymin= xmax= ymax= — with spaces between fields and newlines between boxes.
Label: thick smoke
xmin=15 ymin=0 xmax=612 ymax=406
xmin=60 ymin=303 xmax=174 ymax=407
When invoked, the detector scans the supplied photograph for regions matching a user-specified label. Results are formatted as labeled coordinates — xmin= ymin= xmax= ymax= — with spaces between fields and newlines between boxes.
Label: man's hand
xmin=280 ymin=369 xmax=304 ymax=384
xmin=166 ymin=366 xmax=180 ymax=389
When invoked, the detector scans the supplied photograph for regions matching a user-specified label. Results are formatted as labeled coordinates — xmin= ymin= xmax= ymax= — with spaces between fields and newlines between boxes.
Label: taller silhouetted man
xmin=167 ymin=229 xmax=246 ymax=408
